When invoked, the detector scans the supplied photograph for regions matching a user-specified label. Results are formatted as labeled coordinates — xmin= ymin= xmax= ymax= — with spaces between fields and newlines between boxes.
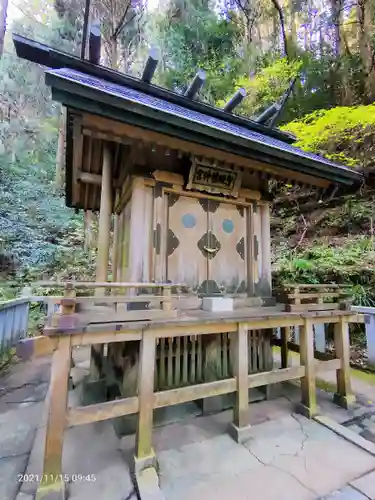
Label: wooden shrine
xmin=12 ymin=33 xmax=364 ymax=500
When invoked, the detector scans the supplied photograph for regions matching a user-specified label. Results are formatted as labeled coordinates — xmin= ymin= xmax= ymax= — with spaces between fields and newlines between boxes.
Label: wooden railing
xmin=278 ymin=284 xmax=352 ymax=312
xmin=15 ymin=285 xmax=365 ymax=500
xmin=275 ymin=284 xmax=375 ymax=367
xmin=35 ymin=281 xmax=181 ymax=326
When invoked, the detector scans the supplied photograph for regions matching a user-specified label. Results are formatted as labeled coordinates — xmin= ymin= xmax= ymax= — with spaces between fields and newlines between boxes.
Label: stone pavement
xmin=0 ymin=356 xmax=50 ymax=500
xmin=276 ymin=349 xmax=375 ymax=444
xmin=2 ymin=348 xmax=375 ymax=500
xmin=121 ymin=398 xmax=375 ymax=500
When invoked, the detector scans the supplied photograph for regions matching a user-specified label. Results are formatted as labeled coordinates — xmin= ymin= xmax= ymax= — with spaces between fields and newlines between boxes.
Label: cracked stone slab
xmin=347 ymin=425 xmax=363 ymax=434
xmin=23 ymin=419 xmax=134 ymax=499
xmin=360 ymin=429 xmax=375 ymax=444
xmin=321 ymin=485 xmax=368 ymax=499
xmin=0 ymin=403 xmax=43 ymax=458
xmin=161 ymin=463 xmax=316 ymax=500
xmin=0 ymin=382 xmax=49 ymax=406
xmin=350 ymin=469 xmax=375 ymax=499
xmin=243 ymin=414 xmax=375 ymax=498
xmin=0 ymin=454 xmax=29 ymax=500
xmin=16 ymin=492 xmax=34 ymax=500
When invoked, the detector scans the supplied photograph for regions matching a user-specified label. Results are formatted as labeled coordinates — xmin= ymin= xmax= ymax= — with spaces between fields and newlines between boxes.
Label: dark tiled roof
xmin=48 ymin=68 xmax=356 ymax=177
xmin=12 ymin=33 xmax=295 ymax=144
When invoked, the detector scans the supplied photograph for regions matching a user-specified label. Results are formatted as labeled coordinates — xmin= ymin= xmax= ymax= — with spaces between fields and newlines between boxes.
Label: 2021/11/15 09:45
xmin=17 ymin=473 xmax=97 ymax=483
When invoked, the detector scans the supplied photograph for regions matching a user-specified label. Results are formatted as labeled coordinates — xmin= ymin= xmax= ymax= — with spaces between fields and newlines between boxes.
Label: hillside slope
xmin=274 ymin=105 xmax=375 ymax=307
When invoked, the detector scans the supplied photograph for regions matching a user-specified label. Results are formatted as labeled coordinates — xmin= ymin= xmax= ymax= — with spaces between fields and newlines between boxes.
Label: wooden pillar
xmin=112 ymin=214 xmax=119 ymax=281
xmin=246 ymin=204 xmax=255 ymax=296
xmin=95 ymin=144 xmax=112 ymax=289
xmin=230 ymin=323 xmax=251 ymax=443
xmin=260 ymin=203 xmax=272 ymax=295
xmin=152 ymin=182 xmax=165 ymax=283
xmin=90 ymin=144 xmax=112 ymax=379
xmin=36 ymin=336 xmax=71 ymax=500
xmin=280 ymin=326 xmax=291 ymax=368
xmin=129 ymin=177 xmax=146 ymax=284
xmin=298 ymin=318 xmax=317 ymax=418
xmin=333 ymin=316 xmax=355 ymax=409
xmin=134 ymin=330 xmax=157 ymax=473
xmin=162 ymin=286 xmax=172 ymax=311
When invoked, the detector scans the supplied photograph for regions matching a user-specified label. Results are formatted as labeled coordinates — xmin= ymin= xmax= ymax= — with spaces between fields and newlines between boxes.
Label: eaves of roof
xmin=46 ymin=68 xmax=363 ymax=188
xmin=12 ymin=33 xmax=296 ymax=144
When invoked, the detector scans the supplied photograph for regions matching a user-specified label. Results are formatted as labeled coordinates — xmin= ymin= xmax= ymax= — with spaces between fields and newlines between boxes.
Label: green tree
xmin=153 ymin=0 xmax=242 ymax=103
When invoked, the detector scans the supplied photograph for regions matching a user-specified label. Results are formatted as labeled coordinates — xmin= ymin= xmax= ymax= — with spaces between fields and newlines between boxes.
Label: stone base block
xmin=134 ymin=450 xmax=158 ymax=475
xmin=228 ymin=423 xmax=252 ymax=444
xmin=113 ymin=414 xmax=138 ymax=437
xmin=200 ymin=389 xmax=266 ymax=416
xmin=81 ymin=377 xmax=107 ymax=406
xmin=36 ymin=480 xmax=67 ymax=500
xmin=135 ymin=466 xmax=166 ymax=500
xmin=202 ymin=297 xmax=234 ymax=312
xmin=333 ymin=392 xmax=356 ymax=409
xmin=262 ymin=297 xmax=277 ymax=307
xmin=295 ymin=402 xmax=319 ymax=419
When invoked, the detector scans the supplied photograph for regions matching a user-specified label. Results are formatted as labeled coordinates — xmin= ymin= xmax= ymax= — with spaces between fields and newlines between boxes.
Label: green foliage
xmin=274 ymin=236 xmax=375 ymax=307
xmin=221 ymin=58 xmax=302 ymax=117
xmin=153 ymin=2 xmax=242 ymax=103
xmin=282 ymin=105 xmax=375 ymax=155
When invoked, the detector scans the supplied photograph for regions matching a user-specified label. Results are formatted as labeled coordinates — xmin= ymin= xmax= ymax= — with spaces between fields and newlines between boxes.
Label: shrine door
xmin=166 ymin=194 xmax=248 ymax=295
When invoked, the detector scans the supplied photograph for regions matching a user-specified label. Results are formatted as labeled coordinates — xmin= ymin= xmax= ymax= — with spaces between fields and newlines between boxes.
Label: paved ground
xmin=0 ymin=357 xmax=50 ymax=500
xmin=2 ymin=348 xmax=375 ymax=500
xmin=277 ymin=349 xmax=375 ymax=444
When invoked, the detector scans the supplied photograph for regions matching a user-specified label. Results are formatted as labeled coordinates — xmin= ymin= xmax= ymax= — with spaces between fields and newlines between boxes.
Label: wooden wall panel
xmin=115 ymin=211 xmax=124 ymax=281
xmin=166 ymin=195 xmax=207 ymax=290
xmin=153 ymin=186 xmax=166 ymax=282
xmin=127 ymin=178 xmax=153 ymax=283
xmin=260 ymin=203 xmax=272 ymax=296
xmin=119 ymin=201 xmax=131 ymax=281
xmin=253 ymin=202 xmax=262 ymax=293
xmin=142 ymin=186 xmax=153 ymax=282
xmin=208 ymin=202 xmax=247 ymax=294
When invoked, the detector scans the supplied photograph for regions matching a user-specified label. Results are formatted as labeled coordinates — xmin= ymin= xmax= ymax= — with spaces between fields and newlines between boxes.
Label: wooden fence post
xmin=36 ymin=335 xmax=71 ymax=500
xmin=333 ymin=316 xmax=355 ymax=409
xmin=229 ymin=323 xmax=251 ymax=443
xmin=297 ymin=317 xmax=317 ymax=418
xmin=134 ymin=330 xmax=157 ymax=473
xmin=365 ymin=313 xmax=375 ymax=365
xmin=280 ymin=326 xmax=291 ymax=368
xmin=162 ymin=286 xmax=172 ymax=311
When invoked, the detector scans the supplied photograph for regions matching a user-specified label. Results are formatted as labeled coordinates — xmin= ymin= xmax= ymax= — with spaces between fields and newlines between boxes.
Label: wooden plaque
xmin=186 ymin=157 xmax=242 ymax=197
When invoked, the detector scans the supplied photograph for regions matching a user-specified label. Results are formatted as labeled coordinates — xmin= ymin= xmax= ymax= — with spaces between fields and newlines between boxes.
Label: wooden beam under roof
xmin=81 ymin=113 xmax=330 ymax=188
xmin=72 ymin=115 xmax=84 ymax=206
xmin=77 ymin=171 xmax=121 ymax=188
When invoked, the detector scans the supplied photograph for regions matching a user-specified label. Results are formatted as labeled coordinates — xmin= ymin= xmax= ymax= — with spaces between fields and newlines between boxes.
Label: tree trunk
xmin=84 ymin=210 xmax=94 ymax=250
xmin=0 ymin=0 xmax=9 ymax=59
xmin=109 ymin=36 xmax=118 ymax=69
xmin=357 ymin=0 xmax=375 ymax=103
xmin=329 ymin=0 xmax=353 ymax=105
xmin=81 ymin=0 xmax=91 ymax=59
xmin=270 ymin=0 xmax=289 ymax=60
xmin=55 ymin=107 xmax=66 ymax=188
xmin=289 ymin=0 xmax=297 ymax=58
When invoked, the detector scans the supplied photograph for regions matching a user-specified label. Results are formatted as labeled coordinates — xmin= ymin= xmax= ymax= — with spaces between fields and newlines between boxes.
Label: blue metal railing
xmin=352 ymin=306 xmax=375 ymax=365
xmin=0 ymin=291 xmax=61 ymax=365
xmin=275 ymin=306 xmax=375 ymax=365
xmin=0 ymin=298 xmax=30 ymax=361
